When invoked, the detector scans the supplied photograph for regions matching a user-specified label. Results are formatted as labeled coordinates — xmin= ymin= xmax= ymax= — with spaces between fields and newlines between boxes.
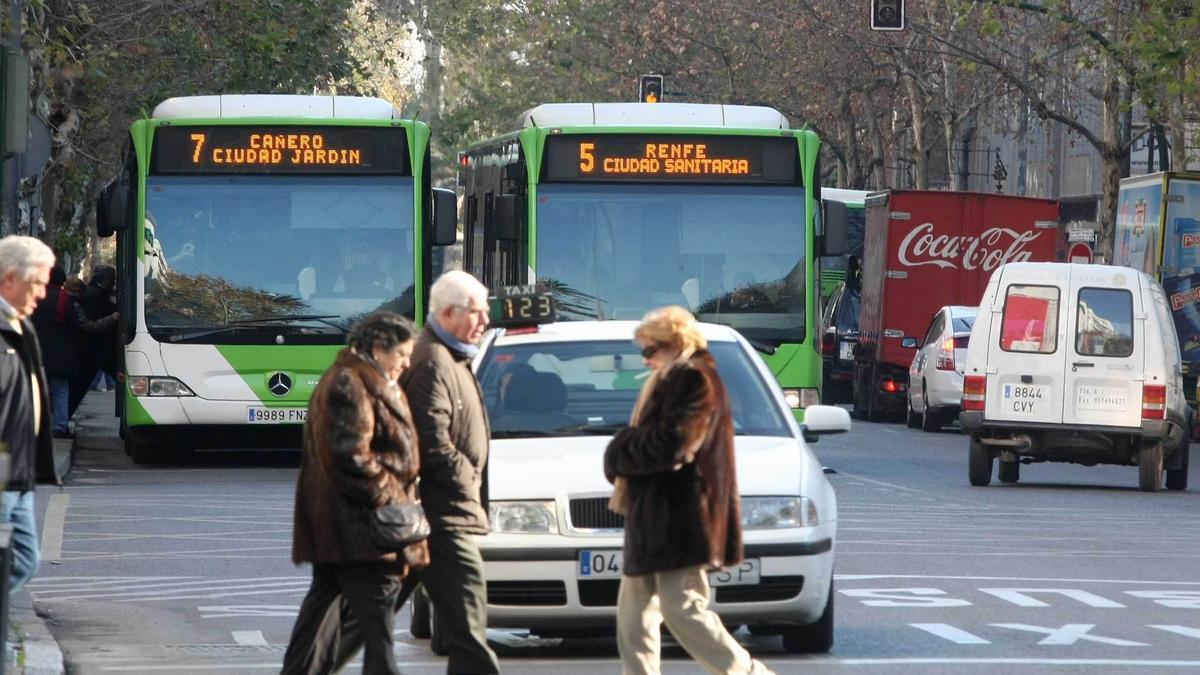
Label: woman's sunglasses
xmin=640 ymin=344 xmax=660 ymax=359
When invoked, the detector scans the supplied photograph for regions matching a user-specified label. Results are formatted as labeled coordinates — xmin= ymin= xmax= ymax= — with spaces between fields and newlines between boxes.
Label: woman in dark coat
xmin=605 ymin=306 xmax=772 ymax=675
xmin=282 ymin=311 xmax=429 ymax=675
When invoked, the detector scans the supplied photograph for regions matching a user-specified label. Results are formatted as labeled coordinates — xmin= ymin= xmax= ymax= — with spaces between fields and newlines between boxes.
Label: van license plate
xmin=578 ymin=550 xmax=760 ymax=586
xmin=247 ymin=407 xmax=308 ymax=424
xmin=1002 ymin=384 xmax=1048 ymax=415
xmin=839 ymin=342 xmax=854 ymax=360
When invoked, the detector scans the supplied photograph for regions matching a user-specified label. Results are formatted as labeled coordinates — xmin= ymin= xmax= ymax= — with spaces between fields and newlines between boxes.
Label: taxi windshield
xmin=477 ymin=339 xmax=792 ymax=438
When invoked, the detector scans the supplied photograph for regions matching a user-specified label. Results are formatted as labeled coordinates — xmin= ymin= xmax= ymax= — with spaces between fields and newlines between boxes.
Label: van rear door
xmin=1061 ymin=268 xmax=1143 ymax=428
xmin=984 ymin=268 xmax=1069 ymax=424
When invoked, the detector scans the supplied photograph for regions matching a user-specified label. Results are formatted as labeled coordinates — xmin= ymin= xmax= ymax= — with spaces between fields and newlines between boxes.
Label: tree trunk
xmin=903 ymin=74 xmax=928 ymax=189
xmin=1097 ymin=46 xmax=1124 ymax=264
xmin=862 ymin=91 xmax=887 ymax=190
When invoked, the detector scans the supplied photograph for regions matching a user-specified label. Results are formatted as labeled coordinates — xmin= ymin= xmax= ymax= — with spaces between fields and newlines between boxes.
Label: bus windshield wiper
xmin=168 ymin=314 xmax=347 ymax=342
xmin=706 ymin=320 xmax=779 ymax=355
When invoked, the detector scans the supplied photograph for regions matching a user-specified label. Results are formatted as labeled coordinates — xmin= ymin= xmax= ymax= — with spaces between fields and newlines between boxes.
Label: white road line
xmin=36 ymin=580 xmax=310 ymax=603
xmin=40 ymin=493 xmax=69 ymax=561
xmin=910 ymin=623 xmax=991 ymax=644
xmin=231 ymin=631 xmax=270 ymax=646
xmin=1150 ymin=625 xmax=1200 ymax=640
xmin=835 ymin=573 xmax=1200 ymax=585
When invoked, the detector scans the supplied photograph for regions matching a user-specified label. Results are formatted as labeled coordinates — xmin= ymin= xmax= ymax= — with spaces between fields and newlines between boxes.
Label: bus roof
xmin=514 ymin=103 xmax=789 ymax=131
xmin=150 ymin=95 xmax=402 ymax=120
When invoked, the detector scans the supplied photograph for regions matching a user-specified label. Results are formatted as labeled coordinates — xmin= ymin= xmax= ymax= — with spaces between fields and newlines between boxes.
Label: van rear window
xmin=1000 ymin=285 xmax=1060 ymax=353
xmin=1075 ymin=288 xmax=1134 ymax=357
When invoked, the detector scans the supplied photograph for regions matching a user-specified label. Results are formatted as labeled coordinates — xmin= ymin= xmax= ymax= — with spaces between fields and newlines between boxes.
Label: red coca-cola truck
xmin=852 ymin=190 xmax=1060 ymax=421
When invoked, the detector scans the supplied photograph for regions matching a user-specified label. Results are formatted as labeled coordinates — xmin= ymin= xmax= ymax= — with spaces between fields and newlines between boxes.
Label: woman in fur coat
xmin=282 ymin=311 xmax=429 ymax=675
xmin=605 ymin=306 xmax=773 ymax=675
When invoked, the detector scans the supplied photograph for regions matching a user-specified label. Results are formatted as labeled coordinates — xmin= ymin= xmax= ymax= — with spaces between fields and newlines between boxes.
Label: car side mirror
xmin=802 ymin=404 xmax=851 ymax=443
xmin=494 ymin=194 xmax=523 ymax=242
xmin=901 ymin=337 xmax=918 ymax=349
xmin=821 ymin=201 xmax=849 ymax=257
xmin=432 ymin=188 xmax=457 ymax=246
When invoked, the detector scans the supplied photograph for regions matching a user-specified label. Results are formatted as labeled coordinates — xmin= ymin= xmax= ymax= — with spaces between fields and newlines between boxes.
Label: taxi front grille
xmin=577 ymin=576 xmax=806 ymax=607
xmin=487 ymin=580 xmax=567 ymax=606
xmin=569 ymin=497 xmax=624 ymax=530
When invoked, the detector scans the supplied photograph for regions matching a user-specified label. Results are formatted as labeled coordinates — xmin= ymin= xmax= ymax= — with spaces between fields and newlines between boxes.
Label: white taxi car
xmin=411 ymin=320 xmax=845 ymax=653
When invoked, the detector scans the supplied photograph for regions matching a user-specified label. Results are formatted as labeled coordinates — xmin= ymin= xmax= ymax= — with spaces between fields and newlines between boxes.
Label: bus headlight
xmin=783 ymin=388 xmax=820 ymax=409
xmin=742 ymin=496 xmax=817 ymax=529
xmin=128 ymin=376 xmax=195 ymax=397
xmin=489 ymin=500 xmax=558 ymax=534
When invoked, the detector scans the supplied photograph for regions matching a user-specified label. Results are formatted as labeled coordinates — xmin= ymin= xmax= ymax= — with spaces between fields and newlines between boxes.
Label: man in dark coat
xmin=71 ymin=263 xmax=118 ymax=414
xmin=401 ymin=270 xmax=500 ymax=674
xmin=31 ymin=266 xmax=117 ymax=436
xmin=0 ymin=235 xmax=60 ymax=595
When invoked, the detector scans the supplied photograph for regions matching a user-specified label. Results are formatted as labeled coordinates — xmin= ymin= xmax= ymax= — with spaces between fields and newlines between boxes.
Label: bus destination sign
xmin=542 ymin=134 xmax=798 ymax=184
xmin=151 ymin=125 xmax=410 ymax=175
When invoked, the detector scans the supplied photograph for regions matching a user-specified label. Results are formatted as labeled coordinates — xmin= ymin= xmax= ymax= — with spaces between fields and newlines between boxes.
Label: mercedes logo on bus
xmin=267 ymin=372 xmax=293 ymax=397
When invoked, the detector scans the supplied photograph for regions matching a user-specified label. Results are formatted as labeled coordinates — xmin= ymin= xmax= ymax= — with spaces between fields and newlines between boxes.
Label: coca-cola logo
xmin=897 ymin=222 xmax=1042 ymax=271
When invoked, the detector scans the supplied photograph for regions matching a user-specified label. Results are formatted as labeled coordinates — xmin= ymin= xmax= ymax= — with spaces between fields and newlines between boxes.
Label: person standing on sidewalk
xmin=0 ymin=235 xmax=59 ymax=594
xmin=31 ymin=266 xmax=118 ymax=438
xmin=281 ymin=311 xmax=428 ymax=675
xmin=401 ymin=271 xmax=500 ymax=674
xmin=605 ymin=306 xmax=773 ymax=675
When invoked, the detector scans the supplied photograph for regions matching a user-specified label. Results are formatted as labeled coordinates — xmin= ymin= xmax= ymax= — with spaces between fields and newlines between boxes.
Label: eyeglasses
xmin=640 ymin=344 xmax=660 ymax=359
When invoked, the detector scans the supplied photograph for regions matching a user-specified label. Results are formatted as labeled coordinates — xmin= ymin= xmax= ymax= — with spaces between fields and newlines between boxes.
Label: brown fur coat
xmin=604 ymin=349 xmax=743 ymax=576
xmin=292 ymin=349 xmax=429 ymax=569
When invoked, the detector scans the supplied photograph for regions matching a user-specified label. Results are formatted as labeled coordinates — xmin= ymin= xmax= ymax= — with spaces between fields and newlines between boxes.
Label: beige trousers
xmin=616 ymin=566 xmax=774 ymax=675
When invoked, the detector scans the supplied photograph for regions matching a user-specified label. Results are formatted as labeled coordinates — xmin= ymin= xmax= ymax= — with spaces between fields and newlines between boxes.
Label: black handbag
xmin=369 ymin=501 xmax=431 ymax=550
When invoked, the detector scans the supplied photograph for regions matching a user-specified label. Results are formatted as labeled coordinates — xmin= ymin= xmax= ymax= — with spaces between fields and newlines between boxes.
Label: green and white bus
xmin=457 ymin=103 xmax=845 ymax=415
xmin=818 ymin=187 xmax=869 ymax=306
xmin=96 ymin=95 xmax=456 ymax=462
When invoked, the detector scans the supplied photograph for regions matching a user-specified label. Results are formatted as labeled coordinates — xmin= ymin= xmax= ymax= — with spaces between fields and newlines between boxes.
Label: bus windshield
xmin=536 ymin=183 xmax=807 ymax=346
xmin=143 ymin=175 xmax=415 ymax=341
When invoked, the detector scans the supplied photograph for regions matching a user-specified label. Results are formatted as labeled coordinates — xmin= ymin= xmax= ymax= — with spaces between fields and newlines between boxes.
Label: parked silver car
xmin=904 ymin=306 xmax=977 ymax=432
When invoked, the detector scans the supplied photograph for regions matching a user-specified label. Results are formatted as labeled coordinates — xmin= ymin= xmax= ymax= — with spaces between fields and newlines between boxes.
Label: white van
xmin=959 ymin=262 xmax=1191 ymax=491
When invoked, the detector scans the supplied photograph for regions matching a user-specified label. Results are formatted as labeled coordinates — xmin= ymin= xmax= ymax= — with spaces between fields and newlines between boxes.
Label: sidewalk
xmin=8 ymin=390 xmax=118 ymax=674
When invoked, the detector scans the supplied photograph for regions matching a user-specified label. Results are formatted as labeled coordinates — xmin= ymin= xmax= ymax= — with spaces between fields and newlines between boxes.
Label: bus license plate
xmin=247 ymin=407 xmax=308 ymax=424
xmin=578 ymin=550 xmax=760 ymax=586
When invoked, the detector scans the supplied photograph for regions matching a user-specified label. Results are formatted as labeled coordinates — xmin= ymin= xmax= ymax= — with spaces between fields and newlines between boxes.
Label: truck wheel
xmin=409 ymin=585 xmax=432 ymax=639
xmin=968 ymin=435 xmax=992 ymax=486
xmin=998 ymin=460 xmax=1020 ymax=483
xmin=781 ymin=580 xmax=834 ymax=653
xmin=1166 ymin=442 xmax=1189 ymax=491
xmin=851 ymin=371 xmax=868 ymax=421
xmin=1139 ymin=442 xmax=1164 ymax=492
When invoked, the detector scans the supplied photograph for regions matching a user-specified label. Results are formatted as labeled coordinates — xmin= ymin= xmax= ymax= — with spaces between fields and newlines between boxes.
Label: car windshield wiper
xmin=168 ymin=314 xmax=347 ymax=342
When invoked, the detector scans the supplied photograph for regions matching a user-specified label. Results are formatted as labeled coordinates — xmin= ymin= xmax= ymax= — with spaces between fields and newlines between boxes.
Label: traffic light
xmin=639 ymin=74 xmax=664 ymax=103
xmin=871 ymin=0 xmax=904 ymax=31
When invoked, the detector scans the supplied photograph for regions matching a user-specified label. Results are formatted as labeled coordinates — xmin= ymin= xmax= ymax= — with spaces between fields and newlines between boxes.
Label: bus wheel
xmin=125 ymin=433 xmax=157 ymax=464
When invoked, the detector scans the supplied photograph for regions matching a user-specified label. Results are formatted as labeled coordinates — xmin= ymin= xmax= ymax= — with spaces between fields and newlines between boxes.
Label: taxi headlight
xmin=741 ymin=496 xmax=817 ymax=529
xmin=489 ymin=500 xmax=558 ymax=534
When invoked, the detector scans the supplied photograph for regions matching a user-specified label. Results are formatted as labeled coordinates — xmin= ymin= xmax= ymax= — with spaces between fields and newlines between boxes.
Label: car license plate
xmin=578 ymin=550 xmax=760 ymax=586
xmin=1002 ymin=383 xmax=1048 ymax=415
xmin=838 ymin=342 xmax=854 ymax=361
xmin=247 ymin=407 xmax=308 ymax=424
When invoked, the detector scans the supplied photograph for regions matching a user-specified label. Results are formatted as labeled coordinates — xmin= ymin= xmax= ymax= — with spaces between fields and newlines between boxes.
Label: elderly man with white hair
xmin=400 ymin=270 xmax=500 ymax=674
xmin=0 ymin=235 xmax=60 ymax=595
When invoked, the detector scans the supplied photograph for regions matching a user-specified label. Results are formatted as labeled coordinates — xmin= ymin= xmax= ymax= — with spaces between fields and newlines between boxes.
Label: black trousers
xmin=281 ymin=562 xmax=404 ymax=675
xmin=334 ymin=530 xmax=500 ymax=674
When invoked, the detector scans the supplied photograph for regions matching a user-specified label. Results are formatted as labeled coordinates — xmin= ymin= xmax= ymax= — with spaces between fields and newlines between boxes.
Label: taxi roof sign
xmin=489 ymin=284 xmax=557 ymax=328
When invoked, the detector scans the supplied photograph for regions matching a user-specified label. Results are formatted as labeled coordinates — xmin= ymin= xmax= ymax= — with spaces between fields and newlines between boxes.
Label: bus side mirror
xmin=432 ymin=188 xmax=457 ymax=246
xmin=822 ymin=201 xmax=848 ymax=256
xmin=494 ymin=194 xmax=523 ymax=242
xmin=95 ymin=180 xmax=122 ymax=238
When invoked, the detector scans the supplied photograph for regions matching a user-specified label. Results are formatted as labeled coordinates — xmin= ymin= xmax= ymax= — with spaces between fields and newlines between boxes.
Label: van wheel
xmin=1166 ymin=442 xmax=1189 ymax=491
xmin=998 ymin=460 xmax=1020 ymax=483
xmin=905 ymin=397 xmax=920 ymax=428
xmin=1139 ymin=442 xmax=1164 ymax=492
xmin=781 ymin=580 xmax=834 ymax=653
xmin=968 ymin=435 xmax=992 ymax=486
xmin=410 ymin=585 xmax=431 ymax=639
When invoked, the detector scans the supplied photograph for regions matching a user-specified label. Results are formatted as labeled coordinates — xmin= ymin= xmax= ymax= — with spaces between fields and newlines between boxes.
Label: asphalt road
xmin=31 ymin=414 xmax=1200 ymax=674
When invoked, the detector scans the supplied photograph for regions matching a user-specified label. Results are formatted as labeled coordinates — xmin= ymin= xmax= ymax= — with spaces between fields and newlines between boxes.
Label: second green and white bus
xmin=97 ymin=94 xmax=456 ymax=462
xmin=457 ymin=102 xmax=845 ymax=415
